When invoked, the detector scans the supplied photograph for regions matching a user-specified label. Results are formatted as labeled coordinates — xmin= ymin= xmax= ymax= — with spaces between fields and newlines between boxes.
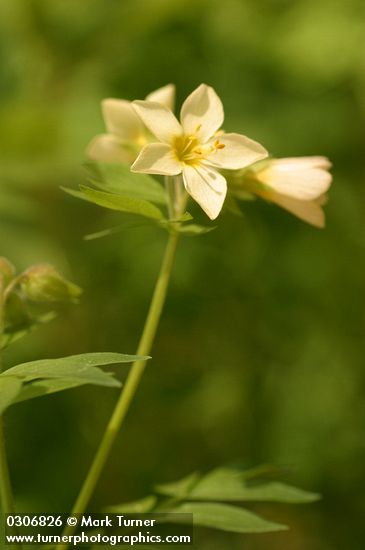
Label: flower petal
xmin=263 ymin=191 xmax=326 ymax=228
xmin=258 ymin=162 xmax=332 ymax=200
xmin=131 ymin=143 xmax=181 ymax=176
xmin=207 ymin=133 xmax=268 ymax=170
xmin=269 ymin=156 xmax=332 ymax=170
xmin=182 ymin=164 xmax=227 ymax=220
xmin=180 ymin=84 xmax=224 ymax=142
xmin=86 ymin=134 xmax=133 ymax=164
xmin=102 ymin=99 xmax=144 ymax=141
xmin=146 ymin=84 xmax=175 ymax=111
xmin=133 ymin=101 xmax=182 ymax=144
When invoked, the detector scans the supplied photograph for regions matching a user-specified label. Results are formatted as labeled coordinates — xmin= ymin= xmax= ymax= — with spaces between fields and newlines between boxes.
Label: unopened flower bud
xmin=20 ymin=264 xmax=82 ymax=303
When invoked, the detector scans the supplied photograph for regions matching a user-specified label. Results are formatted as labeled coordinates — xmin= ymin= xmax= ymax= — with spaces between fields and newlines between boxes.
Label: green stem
xmin=164 ymin=176 xmax=175 ymax=219
xmin=0 ymin=420 xmax=18 ymax=528
xmin=0 ymin=281 xmax=22 ymax=550
xmin=56 ymin=229 xmax=180 ymax=549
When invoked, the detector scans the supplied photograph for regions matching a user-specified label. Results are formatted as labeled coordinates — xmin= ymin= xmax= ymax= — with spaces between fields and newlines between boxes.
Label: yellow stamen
xmin=214 ymin=139 xmax=225 ymax=150
xmin=180 ymin=137 xmax=195 ymax=155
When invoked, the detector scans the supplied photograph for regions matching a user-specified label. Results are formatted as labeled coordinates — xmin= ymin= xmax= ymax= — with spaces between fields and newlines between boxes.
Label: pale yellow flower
xmin=86 ymin=84 xmax=175 ymax=165
xmin=246 ymin=156 xmax=332 ymax=227
xmin=131 ymin=84 xmax=268 ymax=220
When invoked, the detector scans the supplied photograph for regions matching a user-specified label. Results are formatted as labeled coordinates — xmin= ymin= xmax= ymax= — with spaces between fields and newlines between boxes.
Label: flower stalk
xmin=56 ymin=181 xmax=183 ymax=549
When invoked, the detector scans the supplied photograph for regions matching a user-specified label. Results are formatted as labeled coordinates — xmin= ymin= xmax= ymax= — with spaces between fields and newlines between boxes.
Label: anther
xmin=214 ymin=140 xmax=225 ymax=150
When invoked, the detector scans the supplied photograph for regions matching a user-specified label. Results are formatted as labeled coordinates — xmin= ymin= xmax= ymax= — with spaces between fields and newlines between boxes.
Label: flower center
xmin=173 ymin=133 xmax=225 ymax=166
xmin=173 ymin=135 xmax=201 ymax=164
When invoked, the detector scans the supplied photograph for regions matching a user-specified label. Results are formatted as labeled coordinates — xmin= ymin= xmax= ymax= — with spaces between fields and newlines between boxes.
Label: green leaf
xmin=157 ymin=467 xmax=319 ymax=504
xmin=85 ymin=213 xmax=197 ymax=240
xmin=84 ymin=226 xmax=124 ymax=241
xmin=87 ymin=162 xmax=167 ymax=205
xmin=107 ymin=496 xmax=157 ymax=514
xmin=190 ymin=467 xmax=320 ymax=503
xmin=0 ymin=353 xmax=148 ymax=412
xmin=4 ymin=352 xmax=146 ymax=380
xmin=170 ymin=502 xmax=287 ymax=533
xmin=14 ymin=378 xmax=103 ymax=404
xmin=0 ymin=377 xmax=23 ymax=414
xmin=63 ymin=185 xmax=164 ymax=221
xmin=155 ymin=472 xmax=200 ymax=498
xmin=223 ymin=481 xmax=320 ymax=503
xmin=167 ymin=212 xmax=193 ymax=223
xmin=84 ymin=221 xmax=151 ymax=241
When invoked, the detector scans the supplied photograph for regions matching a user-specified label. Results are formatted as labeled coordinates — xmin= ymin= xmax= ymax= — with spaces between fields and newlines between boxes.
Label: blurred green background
xmin=1 ymin=0 xmax=365 ymax=548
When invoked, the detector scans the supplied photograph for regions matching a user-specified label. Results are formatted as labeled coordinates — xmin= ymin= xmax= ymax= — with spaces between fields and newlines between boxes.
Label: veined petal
xmin=181 ymin=84 xmax=224 ymax=142
xmin=262 ymin=190 xmax=325 ymax=228
xmin=131 ymin=143 xmax=181 ymax=175
xmin=257 ymin=164 xmax=332 ymax=200
xmin=207 ymin=133 xmax=268 ymax=170
xmin=133 ymin=101 xmax=182 ymax=144
xmin=102 ymin=99 xmax=144 ymax=141
xmin=182 ymin=164 xmax=227 ymax=220
xmin=269 ymin=156 xmax=332 ymax=171
xmin=146 ymin=84 xmax=175 ymax=111
xmin=86 ymin=134 xmax=133 ymax=164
